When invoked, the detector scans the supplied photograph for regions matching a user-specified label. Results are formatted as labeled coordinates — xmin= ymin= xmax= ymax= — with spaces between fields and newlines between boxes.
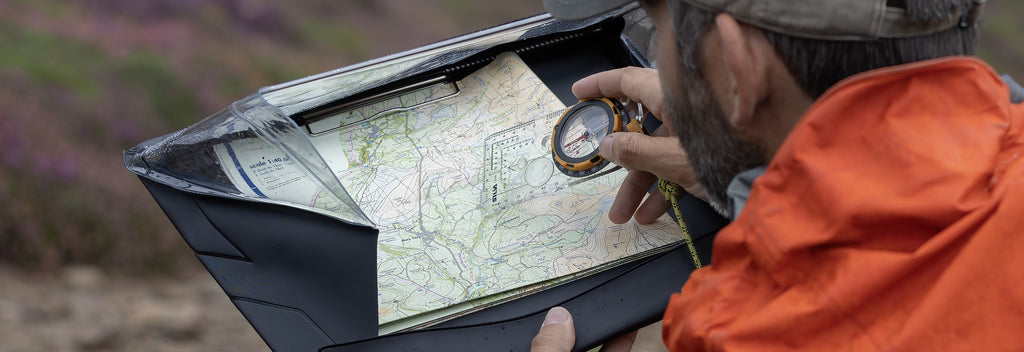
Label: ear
xmin=713 ymin=14 xmax=769 ymax=128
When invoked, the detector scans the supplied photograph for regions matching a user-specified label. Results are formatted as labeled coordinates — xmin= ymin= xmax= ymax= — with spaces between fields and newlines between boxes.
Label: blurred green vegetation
xmin=0 ymin=0 xmax=1020 ymax=275
xmin=0 ymin=0 xmax=546 ymax=275
xmin=976 ymin=2 xmax=1024 ymax=81
xmin=0 ymin=24 xmax=102 ymax=101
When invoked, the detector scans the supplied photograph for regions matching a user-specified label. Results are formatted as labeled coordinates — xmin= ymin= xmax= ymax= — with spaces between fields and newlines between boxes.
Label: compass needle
xmin=551 ymin=98 xmax=636 ymax=177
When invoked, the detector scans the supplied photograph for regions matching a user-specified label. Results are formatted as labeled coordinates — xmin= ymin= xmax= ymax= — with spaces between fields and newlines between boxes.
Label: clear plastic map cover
xmin=124 ymin=8 xmax=654 ymax=227
xmin=125 ymin=8 xmax=673 ymax=331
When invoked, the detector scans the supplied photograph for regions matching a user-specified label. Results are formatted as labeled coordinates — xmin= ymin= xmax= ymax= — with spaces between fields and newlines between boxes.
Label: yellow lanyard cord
xmin=657 ymin=178 xmax=703 ymax=269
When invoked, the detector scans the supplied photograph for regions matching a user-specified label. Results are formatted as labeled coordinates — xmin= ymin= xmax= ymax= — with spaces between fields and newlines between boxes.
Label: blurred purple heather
xmin=0 ymin=0 xmax=546 ymax=274
xmin=0 ymin=0 xmax=1020 ymax=275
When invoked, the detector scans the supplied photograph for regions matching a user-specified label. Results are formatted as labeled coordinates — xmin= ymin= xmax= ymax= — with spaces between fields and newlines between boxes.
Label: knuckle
xmin=619 ymin=67 xmax=644 ymax=92
xmin=614 ymin=133 xmax=645 ymax=161
xmin=619 ymin=66 xmax=643 ymax=76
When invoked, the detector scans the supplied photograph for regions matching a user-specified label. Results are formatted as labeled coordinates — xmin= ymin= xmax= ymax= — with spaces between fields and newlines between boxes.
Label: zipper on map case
xmin=289 ymin=24 xmax=605 ymax=137
xmin=299 ymin=76 xmax=462 ymax=136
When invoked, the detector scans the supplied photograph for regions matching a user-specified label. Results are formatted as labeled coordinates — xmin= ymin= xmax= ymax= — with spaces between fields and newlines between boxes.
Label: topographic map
xmin=214 ymin=52 xmax=683 ymax=332
xmin=318 ymin=52 xmax=684 ymax=330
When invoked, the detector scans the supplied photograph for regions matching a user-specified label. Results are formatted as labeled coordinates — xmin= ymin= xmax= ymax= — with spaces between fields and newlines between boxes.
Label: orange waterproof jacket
xmin=663 ymin=57 xmax=1024 ymax=351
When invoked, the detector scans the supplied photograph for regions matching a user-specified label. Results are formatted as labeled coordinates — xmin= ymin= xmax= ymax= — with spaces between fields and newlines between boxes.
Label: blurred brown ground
xmin=0 ymin=265 xmax=267 ymax=352
xmin=0 ymin=1 xmax=1020 ymax=351
xmin=0 ymin=262 xmax=670 ymax=351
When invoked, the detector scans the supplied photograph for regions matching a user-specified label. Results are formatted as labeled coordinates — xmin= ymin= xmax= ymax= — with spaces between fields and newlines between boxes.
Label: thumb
xmin=531 ymin=307 xmax=576 ymax=352
xmin=599 ymin=132 xmax=689 ymax=179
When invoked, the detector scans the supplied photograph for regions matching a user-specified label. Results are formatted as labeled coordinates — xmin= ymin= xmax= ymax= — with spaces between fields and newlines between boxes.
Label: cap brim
xmin=543 ymin=0 xmax=634 ymax=20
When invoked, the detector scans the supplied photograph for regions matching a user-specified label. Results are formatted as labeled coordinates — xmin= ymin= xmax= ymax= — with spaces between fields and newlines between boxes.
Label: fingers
xmin=609 ymin=172 xmax=672 ymax=225
xmin=531 ymin=307 xmax=576 ymax=352
xmin=576 ymin=68 xmax=710 ymax=222
xmin=609 ymin=170 xmax=659 ymax=224
xmin=598 ymin=330 xmax=638 ymax=352
xmin=572 ymin=67 xmax=668 ymax=126
xmin=601 ymin=132 xmax=708 ymax=220
xmin=599 ymin=133 xmax=693 ymax=186
xmin=634 ymin=191 xmax=671 ymax=225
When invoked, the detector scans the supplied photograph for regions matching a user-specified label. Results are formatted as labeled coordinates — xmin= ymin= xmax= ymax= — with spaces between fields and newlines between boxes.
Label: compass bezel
xmin=550 ymin=98 xmax=626 ymax=176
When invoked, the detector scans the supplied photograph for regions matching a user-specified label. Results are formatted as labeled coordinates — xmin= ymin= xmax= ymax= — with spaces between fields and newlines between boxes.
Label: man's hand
xmin=531 ymin=307 xmax=575 ymax=352
xmin=572 ymin=67 xmax=706 ymax=224
xmin=530 ymin=307 xmax=638 ymax=352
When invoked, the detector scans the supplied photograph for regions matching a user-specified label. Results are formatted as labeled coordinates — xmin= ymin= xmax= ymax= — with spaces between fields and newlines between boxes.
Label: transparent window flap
xmin=124 ymin=93 xmax=372 ymax=227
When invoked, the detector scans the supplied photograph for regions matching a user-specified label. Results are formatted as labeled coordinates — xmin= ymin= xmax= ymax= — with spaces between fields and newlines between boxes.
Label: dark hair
xmin=668 ymin=0 xmax=982 ymax=98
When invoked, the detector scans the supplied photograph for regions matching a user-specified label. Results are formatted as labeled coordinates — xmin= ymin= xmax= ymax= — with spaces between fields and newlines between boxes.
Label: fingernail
xmin=542 ymin=307 xmax=570 ymax=327
xmin=599 ymin=134 xmax=615 ymax=160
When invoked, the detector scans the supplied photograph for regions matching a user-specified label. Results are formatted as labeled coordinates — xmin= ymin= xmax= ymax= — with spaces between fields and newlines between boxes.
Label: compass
xmin=550 ymin=98 xmax=647 ymax=177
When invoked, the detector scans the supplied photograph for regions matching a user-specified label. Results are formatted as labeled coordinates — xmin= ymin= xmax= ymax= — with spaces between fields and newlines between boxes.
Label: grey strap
xmin=1002 ymin=74 xmax=1024 ymax=104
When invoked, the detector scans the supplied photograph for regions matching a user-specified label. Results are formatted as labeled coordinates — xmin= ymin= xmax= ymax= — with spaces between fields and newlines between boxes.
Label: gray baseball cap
xmin=542 ymin=0 xmax=985 ymax=41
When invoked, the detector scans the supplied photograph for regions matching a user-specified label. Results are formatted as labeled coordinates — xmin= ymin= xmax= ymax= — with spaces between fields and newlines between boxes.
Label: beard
xmin=665 ymin=67 xmax=767 ymax=217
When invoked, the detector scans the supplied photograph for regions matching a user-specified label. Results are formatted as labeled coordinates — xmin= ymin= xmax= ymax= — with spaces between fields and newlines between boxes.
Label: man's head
xmin=546 ymin=0 xmax=983 ymax=213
